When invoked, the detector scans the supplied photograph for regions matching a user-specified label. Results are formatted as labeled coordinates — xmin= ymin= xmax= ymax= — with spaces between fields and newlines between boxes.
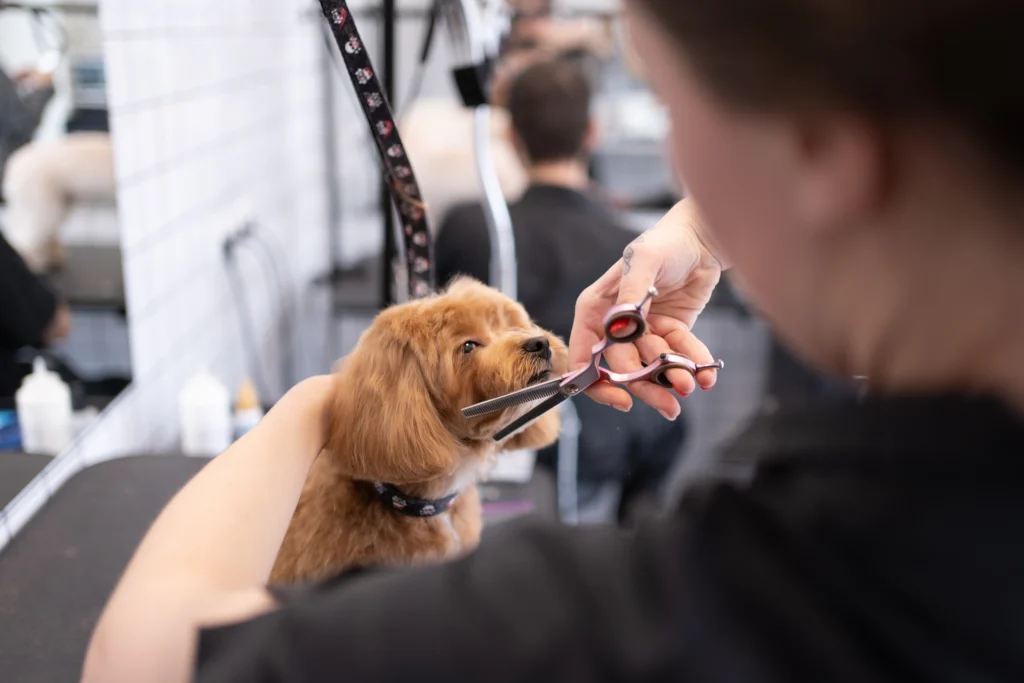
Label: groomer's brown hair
xmin=633 ymin=0 xmax=1024 ymax=176
xmin=507 ymin=57 xmax=593 ymax=164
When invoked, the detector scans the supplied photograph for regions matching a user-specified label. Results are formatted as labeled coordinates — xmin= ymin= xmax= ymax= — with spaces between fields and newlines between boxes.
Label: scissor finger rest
xmin=648 ymin=355 xmax=725 ymax=387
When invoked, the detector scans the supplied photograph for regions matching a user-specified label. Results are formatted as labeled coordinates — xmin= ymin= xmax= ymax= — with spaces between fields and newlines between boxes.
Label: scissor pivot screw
xmin=565 ymin=384 xmax=580 ymax=396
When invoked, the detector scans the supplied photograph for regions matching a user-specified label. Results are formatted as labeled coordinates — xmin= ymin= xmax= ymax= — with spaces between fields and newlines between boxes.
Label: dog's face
xmin=325 ymin=278 xmax=568 ymax=485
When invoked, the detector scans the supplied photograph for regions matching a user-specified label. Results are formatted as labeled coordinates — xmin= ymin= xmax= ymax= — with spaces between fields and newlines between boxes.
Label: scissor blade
xmin=461 ymin=377 xmax=563 ymax=418
xmin=493 ymin=392 xmax=568 ymax=442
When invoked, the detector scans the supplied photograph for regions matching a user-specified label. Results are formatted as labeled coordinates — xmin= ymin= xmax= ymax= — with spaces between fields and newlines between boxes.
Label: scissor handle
xmin=601 ymin=286 xmax=659 ymax=344
xmin=599 ymin=353 xmax=725 ymax=388
xmin=604 ymin=308 xmax=646 ymax=343
xmin=649 ymin=354 xmax=724 ymax=387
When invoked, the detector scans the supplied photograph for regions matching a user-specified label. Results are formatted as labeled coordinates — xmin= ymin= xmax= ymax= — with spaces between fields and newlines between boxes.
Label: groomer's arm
xmin=81 ymin=375 xmax=333 ymax=683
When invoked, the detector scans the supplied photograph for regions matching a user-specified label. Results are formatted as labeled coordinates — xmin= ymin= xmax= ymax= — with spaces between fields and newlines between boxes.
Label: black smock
xmin=195 ymin=392 xmax=1024 ymax=682
xmin=0 ymin=233 xmax=58 ymax=403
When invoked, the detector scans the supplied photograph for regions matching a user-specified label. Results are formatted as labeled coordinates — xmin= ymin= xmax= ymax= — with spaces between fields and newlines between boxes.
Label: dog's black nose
xmin=522 ymin=336 xmax=551 ymax=360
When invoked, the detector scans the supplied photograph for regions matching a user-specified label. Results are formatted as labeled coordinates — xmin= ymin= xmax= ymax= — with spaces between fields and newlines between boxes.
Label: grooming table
xmin=0 ymin=455 xmax=557 ymax=683
xmin=0 ymin=453 xmax=53 ymax=510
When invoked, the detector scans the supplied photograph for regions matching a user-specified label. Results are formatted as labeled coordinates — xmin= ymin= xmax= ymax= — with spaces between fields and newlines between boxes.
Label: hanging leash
xmin=319 ymin=0 xmax=435 ymax=300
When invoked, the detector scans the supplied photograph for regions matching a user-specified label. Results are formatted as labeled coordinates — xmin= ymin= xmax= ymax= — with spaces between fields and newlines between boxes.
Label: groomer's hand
xmin=569 ymin=199 xmax=724 ymax=419
xmin=44 ymin=303 xmax=72 ymax=344
xmin=13 ymin=68 xmax=53 ymax=90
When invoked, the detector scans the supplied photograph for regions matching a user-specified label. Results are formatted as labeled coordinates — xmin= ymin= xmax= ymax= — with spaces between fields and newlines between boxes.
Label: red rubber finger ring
xmin=609 ymin=319 xmax=631 ymax=336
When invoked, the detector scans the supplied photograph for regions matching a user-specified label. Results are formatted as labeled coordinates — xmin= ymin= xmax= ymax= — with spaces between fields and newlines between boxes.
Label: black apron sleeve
xmin=0 ymin=232 xmax=57 ymax=349
xmin=194 ymin=516 xmax=688 ymax=683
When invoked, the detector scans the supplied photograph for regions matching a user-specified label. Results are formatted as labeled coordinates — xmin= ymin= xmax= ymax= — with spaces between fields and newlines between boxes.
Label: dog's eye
xmin=461 ymin=341 xmax=481 ymax=355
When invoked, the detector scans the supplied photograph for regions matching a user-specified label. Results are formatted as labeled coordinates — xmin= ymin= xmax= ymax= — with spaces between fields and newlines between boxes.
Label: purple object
xmin=482 ymin=500 xmax=535 ymax=517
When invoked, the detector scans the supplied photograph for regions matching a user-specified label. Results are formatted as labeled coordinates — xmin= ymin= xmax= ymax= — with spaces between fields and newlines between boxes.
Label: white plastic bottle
xmin=15 ymin=357 xmax=73 ymax=455
xmin=179 ymin=373 xmax=232 ymax=456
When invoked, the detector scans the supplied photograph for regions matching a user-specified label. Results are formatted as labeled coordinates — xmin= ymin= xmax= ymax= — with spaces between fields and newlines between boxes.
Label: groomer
xmin=0 ymin=66 xmax=71 ymax=405
xmin=84 ymin=0 xmax=1024 ymax=681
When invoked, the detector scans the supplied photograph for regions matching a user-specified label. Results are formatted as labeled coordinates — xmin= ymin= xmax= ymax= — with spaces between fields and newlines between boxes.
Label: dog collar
xmin=371 ymin=482 xmax=459 ymax=518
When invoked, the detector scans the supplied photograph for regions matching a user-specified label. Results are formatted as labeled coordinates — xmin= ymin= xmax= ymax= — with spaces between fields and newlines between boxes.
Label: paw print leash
xmin=319 ymin=0 xmax=435 ymax=300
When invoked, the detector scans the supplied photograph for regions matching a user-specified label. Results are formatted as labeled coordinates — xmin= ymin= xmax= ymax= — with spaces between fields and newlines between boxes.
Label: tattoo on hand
xmin=623 ymin=245 xmax=635 ymax=275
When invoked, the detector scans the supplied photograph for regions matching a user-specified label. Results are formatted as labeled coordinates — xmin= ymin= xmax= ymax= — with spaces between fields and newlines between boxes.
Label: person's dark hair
xmin=506 ymin=57 xmax=594 ymax=164
xmin=633 ymin=0 xmax=1024 ymax=176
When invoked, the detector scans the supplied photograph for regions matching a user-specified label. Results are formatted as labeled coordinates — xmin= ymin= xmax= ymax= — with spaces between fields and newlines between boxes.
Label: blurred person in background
xmin=0 ymin=64 xmax=71 ymax=406
xmin=0 ymin=65 xmax=53 ymax=196
xmin=84 ymin=0 xmax=1024 ymax=681
xmin=400 ymin=5 xmax=614 ymax=228
xmin=436 ymin=56 xmax=685 ymax=525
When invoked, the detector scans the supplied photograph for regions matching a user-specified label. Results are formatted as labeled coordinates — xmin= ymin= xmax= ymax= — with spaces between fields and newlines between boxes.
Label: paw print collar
xmin=371 ymin=482 xmax=459 ymax=518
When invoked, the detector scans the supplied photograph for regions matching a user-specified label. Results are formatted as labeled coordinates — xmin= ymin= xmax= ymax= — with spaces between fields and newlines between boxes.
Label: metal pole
xmin=557 ymin=401 xmax=581 ymax=524
xmin=457 ymin=0 xmax=517 ymax=299
xmin=380 ymin=0 xmax=398 ymax=307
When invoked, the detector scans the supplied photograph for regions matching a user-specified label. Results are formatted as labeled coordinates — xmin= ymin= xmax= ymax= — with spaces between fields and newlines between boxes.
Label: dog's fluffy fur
xmin=270 ymin=278 xmax=567 ymax=583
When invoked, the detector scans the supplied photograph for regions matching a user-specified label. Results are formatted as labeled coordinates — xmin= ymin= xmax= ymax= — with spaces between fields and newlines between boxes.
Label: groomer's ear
xmin=792 ymin=114 xmax=886 ymax=237
xmin=325 ymin=331 xmax=458 ymax=484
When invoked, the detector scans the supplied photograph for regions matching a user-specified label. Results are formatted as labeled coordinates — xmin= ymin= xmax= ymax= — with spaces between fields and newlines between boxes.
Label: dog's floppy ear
xmin=325 ymin=333 xmax=459 ymax=485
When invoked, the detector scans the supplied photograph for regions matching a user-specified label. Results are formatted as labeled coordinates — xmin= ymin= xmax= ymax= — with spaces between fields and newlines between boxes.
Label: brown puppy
xmin=271 ymin=278 xmax=567 ymax=584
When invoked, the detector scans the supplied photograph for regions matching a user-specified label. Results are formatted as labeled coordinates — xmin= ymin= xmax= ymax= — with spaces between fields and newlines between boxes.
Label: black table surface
xmin=0 ymin=453 xmax=53 ymax=511
xmin=0 ymin=454 xmax=557 ymax=683
xmin=44 ymin=245 xmax=125 ymax=312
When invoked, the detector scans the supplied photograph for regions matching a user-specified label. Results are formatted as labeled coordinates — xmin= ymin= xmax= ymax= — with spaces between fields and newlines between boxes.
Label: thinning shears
xmin=462 ymin=287 xmax=725 ymax=441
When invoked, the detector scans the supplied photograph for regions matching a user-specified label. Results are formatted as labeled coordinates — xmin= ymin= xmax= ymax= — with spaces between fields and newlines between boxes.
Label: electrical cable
xmin=223 ymin=240 xmax=275 ymax=402
xmin=243 ymin=227 xmax=307 ymax=384
xmin=396 ymin=0 xmax=440 ymax=121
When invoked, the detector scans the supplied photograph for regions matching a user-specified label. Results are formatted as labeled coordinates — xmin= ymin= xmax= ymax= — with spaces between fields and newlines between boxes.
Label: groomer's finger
xmin=570 ymin=286 xmax=634 ymax=411
xmin=568 ymin=301 xmax=605 ymax=370
xmin=595 ymin=336 xmax=678 ymax=418
xmin=635 ymin=334 xmax=697 ymax=397
xmin=650 ymin=319 xmax=719 ymax=391
xmin=569 ymin=270 xmax=619 ymax=372
xmin=626 ymin=380 xmax=681 ymax=420
xmin=612 ymin=244 xmax=661 ymax=337
xmin=583 ymin=381 xmax=634 ymax=412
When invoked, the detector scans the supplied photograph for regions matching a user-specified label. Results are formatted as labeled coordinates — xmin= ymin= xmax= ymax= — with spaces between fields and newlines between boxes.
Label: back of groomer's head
xmin=506 ymin=57 xmax=596 ymax=168
xmin=622 ymin=0 xmax=1024 ymax=386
